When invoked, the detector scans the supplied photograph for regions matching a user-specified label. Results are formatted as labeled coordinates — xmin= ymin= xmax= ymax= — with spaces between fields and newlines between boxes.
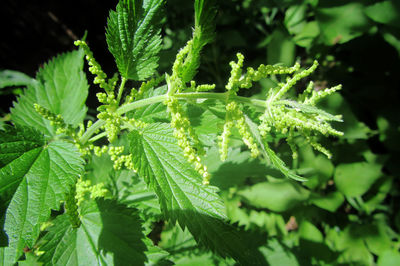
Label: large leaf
xmin=238 ymin=180 xmax=310 ymax=212
xmin=245 ymin=115 xmax=306 ymax=181
xmin=365 ymin=1 xmax=400 ymax=29
xmin=11 ymin=50 xmax=89 ymax=137
xmin=0 ymin=126 xmax=44 ymax=198
xmin=316 ymin=2 xmax=372 ymax=45
xmin=259 ymin=238 xmax=299 ymax=266
xmin=194 ymin=0 xmax=217 ymax=45
xmin=278 ymin=100 xmax=343 ymax=122
xmin=293 ymin=21 xmax=320 ymax=48
xmin=309 ymin=191 xmax=344 ymax=212
xmin=38 ymin=199 xmax=147 ymax=266
xmin=267 ymin=28 xmax=296 ymax=66
xmin=204 ymin=147 xmax=273 ymax=190
xmin=1 ymin=128 xmax=84 ymax=264
xmin=159 ymin=224 xmax=232 ymax=265
xmin=106 ymin=0 xmax=164 ymax=80
xmin=284 ymin=3 xmax=307 ymax=35
xmin=334 ymin=161 xmax=382 ymax=197
xmin=178 ymin=0 xmax=217 ymax=82
xmin=129 ymin=85 xmax=168 ymax=123
xmin=128 ymin=123 xmax=265 ymax=264
xmin=0 ymin=70 xmax=36 ymax=90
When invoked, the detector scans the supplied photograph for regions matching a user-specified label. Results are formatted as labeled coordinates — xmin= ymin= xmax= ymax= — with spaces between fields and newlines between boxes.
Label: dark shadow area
xmin=171 ymin=209 xmax=268 ymax=265
xmin=97 ymin=199 xmax=148 ymax=266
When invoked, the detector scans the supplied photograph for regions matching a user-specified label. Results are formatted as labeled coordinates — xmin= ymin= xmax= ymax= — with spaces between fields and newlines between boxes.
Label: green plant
xmin=0 ymin=0 xmax=346 ymax=265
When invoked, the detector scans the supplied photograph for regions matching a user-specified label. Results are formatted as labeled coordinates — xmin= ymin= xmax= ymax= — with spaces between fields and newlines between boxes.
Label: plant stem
xmin=176 ymin=92 xmax=267 ymax=108
xmin=80 ymin=91 xmax=269 ymax=144
xmin=117 ymin=92 xmax=267 ymax=115
xmin=116 ymin=77 xmax=127 ymax=104
xmin=88 ymin=132 xmax=107 ymax=142
xmin=116 ymin=95 xmax=166 ymax=115
xmin=80 ymin=119 xmax=105 ymax=144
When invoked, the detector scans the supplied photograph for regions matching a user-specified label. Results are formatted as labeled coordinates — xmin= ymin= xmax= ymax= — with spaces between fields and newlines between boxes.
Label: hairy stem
xmin=116 ymin=77 xmax=127 ymax=104
xmin=88 ymin=132 xmax=107 ymax=142
xmin=80 ymin=119 xmax=106 ymax=144
xmin=79 ymin=91 xmax=269 ymax=144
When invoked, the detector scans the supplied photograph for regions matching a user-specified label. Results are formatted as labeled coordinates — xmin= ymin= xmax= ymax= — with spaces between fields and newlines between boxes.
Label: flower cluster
xmin=257 ymin=61 xmax=343 ymax=159
xmin=75 ymin=178 xmax=108 ymax=206
xmin=218 ymin=101 xmax=259 ymax=161
xmin=75 ymin=40 xmax=126 ymax=144
xmin=74 ymin=40 xmax=116 ymax=94
xmin=218 ymin=53 xmax=343 ymax=163
xmin=165 ymin=96 xmax=210 ymax=184
xmin=108 ymin=146 xmax=135 ymax=171
xmin=162 ymin=40 xmax=216 ymax=185
xmin=34 ymin=103 xmax=95 ymax=155
xmin=33 ymin=103 xmax=73 ymax=135
xmin=126 ymin=76 xmax=164 ymax=103
xmin=218 ymin=54 xmax=264 ymax=161
xmin=64 ymin=183 xmax=81 ymax=228
xmin=97 ymin=96 xmax=121 ymax=143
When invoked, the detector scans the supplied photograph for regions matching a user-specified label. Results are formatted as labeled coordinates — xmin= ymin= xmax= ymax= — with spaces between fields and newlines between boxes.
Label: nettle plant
xmin=0 ymin=0 xmax=343 ymax=265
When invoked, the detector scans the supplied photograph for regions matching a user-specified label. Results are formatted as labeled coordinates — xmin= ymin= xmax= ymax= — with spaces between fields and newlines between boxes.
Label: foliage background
xmin=1 ymin=0 xmax=400 ymax=265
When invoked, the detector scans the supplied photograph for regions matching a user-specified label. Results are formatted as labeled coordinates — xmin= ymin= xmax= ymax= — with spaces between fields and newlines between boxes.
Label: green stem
xmin=176 ymin=92 xmax=267 ymax=108
xmin=116 ymin=77 xmax=127 ymax=104
xmin=116 ymin=95 xmax=166 ymax=115
xmin=80 ymin=92 xmax=268 ymax=144
xmin=117 ymin=92 xmax=266 ymax=115
xmin=80 ymin=119 xmax=105 ymax=144
xmin=88 ymin=132 xmax=107 ymax=142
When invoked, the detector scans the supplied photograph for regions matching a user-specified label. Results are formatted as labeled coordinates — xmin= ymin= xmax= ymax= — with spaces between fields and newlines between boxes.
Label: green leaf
xmin=11 ymin=50 xmax=88 ymax=137
xmin=0 ymin=126 xmax=44 ymax=198
xmin=320 ymin=93 xmax=371 ymax=140
xmin=245 ymin=115 xmax=306 ymax=181
xmin=299 ymin=220 xmax=323 ymax=243
xmin=363 ymin=177 xmax=392 ymax=214
xmin=284 ymin=4 xmax=307 ymax=35
xmin=278 ymin=100 xmax=343 ymax=122
xmin=0 ymin=70 xmax=36 ymax=90
xmin=334 ymin=162 xmax=382 ymax=197
xmin=299 ymin=146 xmax=334 ymax=189
xmin=309 ymin=191 xmax=344 ymax=212
xmin=0 ymin=247 xmax=15 ymax=266
xmin=194 ymin=0 xmax=217 ymax=45
xmin=129 ymin=85 xmax=168 ymax=123
xmin=378 ymin=250 xmax=400 ymax=266
xmin=316 ymin=2 xmax=372 ymax=45
xmin=382 ymin=27 xmax=400 ymax=58
xmin=326 ymin=224 xmax=374 ymax=265
xmin=363 ymin=220 xmax=393 ymax=256
xmin=204 ymin=147 xmax=272 ymax=190
xmin=267 ymin=28 xmax=296 ymax=66
xmin=259 ymin=238 xmax=299 ymax=266
xmin=106 ymin=0 xmax=164 ymax=80
xmin=365 ymin=1 xmax=400 ymax=29
xmin=15 ymin=252 xmax=41 ymax=266
xmin=128 ymin=123 xmax=264 ymax=264
xmin=38 ymin=199 xmax=147 ymax=265
xmin=187 ymin=100 xmax=225 ymax=136
xmin=2 ymin=134 xmax=84 ymax=264
xmin=238 ymin=180 xmax=310 ymax=212
xmin=178 ymin=0 xmax=217 ymax=82
xmin=143 ymin=238 xmax=170 ymax=266
xmin=159 ymin=224 xmax=236 ymax=265
xmin=293 ymin=21 xmax=320 ymax=48
xmin=115 ymin=170 xmax=162 ymax=219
